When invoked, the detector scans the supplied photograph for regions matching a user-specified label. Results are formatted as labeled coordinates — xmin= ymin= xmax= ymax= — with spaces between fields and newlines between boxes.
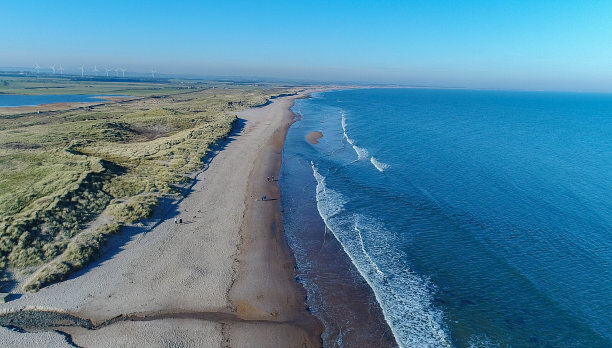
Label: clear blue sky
xmin=2 ymin=0 xmax=612 ymax=91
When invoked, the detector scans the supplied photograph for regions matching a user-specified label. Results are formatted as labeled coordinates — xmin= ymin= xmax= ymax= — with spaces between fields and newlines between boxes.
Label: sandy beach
xmin=0 ymin=91 xmax=322 ymax=347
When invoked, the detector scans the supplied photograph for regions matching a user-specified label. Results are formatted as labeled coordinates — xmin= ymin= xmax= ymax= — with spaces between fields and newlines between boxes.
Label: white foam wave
xmin=351 ymin=145 xmax=369 ymax=160
xmin=312 ymin=162 xmax=346 ymax=218
xmin=311 ymin=164 xmax=451 ymax=347
xmin=341 ymin=112 xmax=370 ymax=161
xmin=355 ymin=221 xmax=384 ymax=276
xmin=341 ymin=112 xmax=353 ymax=146
xmin=370 ymin=156 xmax=390 ymax=172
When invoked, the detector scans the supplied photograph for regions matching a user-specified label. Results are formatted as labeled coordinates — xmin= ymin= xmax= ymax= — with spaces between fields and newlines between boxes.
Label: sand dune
xmin=0 ymin=91 xmax=323 ymax=347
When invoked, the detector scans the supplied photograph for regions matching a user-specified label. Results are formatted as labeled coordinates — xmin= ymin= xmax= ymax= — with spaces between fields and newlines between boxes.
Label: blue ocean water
xmin=0 ymin=94 xmax=124 ymax=107
xmin=283 ymin=89 xmax=612 ymax=347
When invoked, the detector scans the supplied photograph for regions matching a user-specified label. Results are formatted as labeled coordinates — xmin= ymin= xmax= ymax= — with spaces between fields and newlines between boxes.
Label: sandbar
xmin=306 ymin=131 xmax=323 ymax=144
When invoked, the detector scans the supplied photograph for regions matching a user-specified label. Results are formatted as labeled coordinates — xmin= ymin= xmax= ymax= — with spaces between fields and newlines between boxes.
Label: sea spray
xmin=311 ymin=163 xmax=452 ymax=348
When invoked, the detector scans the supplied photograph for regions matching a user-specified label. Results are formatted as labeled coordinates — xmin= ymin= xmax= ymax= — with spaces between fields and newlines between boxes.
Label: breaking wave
xmin=342 ymin=112 xmax=370 ymax=160
xmin=311 ymin=163 xmax=451 ymax=348
xmin=370 ymin=156 xmax=390 ymax=172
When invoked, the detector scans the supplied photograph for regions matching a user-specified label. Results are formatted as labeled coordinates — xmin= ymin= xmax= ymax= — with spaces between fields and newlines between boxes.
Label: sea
xmin=280 ymin=88 xmax=612 ymax=347
xmin=0 ymin=94 xmax=124 ymax=107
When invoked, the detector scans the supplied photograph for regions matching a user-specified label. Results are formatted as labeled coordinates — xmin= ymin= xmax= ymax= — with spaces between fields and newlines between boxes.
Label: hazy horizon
xmin=2 ymin=1 xmax=612 ymax=92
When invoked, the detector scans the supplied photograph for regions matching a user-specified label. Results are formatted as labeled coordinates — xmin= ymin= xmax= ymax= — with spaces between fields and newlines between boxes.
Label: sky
xmin=2 ymin=0 xmax=612 ymax=91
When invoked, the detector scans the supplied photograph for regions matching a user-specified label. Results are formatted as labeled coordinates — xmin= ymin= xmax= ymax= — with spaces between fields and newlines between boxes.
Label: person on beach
xmin=271 ymin=175 xmax=275 ymax=181
xmin=179 ymin=218 xmax=183 ymax=223
xmin=267 ymin=177 xmax=270 ymax=182
xmin=174 ymin=217 xmax=178 ymax=224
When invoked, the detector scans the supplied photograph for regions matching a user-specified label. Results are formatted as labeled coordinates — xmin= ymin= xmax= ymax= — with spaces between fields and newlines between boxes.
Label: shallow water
xmin=281 ymin=106 xmax=396 ymax=347
xmin=283 ymin=89 xmax=612 ymax=347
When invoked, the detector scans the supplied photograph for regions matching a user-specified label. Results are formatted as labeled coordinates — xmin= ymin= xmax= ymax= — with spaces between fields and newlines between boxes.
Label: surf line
xmin=370 ymin=156 xmax=390 ymax=172
xmin=354 ymin=221 xmax=384 ymax=276
xmin=342 ymin=112 xmax=370 ymax=161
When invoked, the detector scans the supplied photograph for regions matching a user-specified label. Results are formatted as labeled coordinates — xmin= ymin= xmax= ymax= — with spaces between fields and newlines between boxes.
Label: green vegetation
xmin=108 ymin=195 xmax=158 ymax=223
xmin=24 ymin=222 xmax=121 ymax=292
xmin=0 ymin=74 xmax=198 ymax=96
xmin=0 ymin=76 xmax=298 ymax=291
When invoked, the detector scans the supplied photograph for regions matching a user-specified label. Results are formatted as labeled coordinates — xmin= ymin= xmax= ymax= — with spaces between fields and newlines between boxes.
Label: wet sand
xmin=228 ymin=93 xmax=323 ymax=345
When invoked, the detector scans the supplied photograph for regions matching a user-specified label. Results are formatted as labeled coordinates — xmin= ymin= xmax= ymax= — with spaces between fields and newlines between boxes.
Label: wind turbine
xmin=93 ymin=65 xmax=99 ymax=76
xmin=120 ymin=68 xmax=126 ymax=78
xmin=151 ymin=70 xmax=157 ymax=78
xmin=79 ymin=65 xmax=85 ymax=77
xmin=58 ymin=65 xmax=64 ymax=75
xmin=114 ymin=68 xmax=119 ymax=77
xmin=105 ymin=67 xmax=111 ymax=77
xmin=50 ymin=64 xmax=56 ymax=74
xmin=34 ymin=63 xmax=40 ymax=75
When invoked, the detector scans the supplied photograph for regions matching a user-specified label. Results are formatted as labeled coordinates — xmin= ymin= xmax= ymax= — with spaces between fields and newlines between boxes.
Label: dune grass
xmin=0 ymin=78 xmax=298 ymax=291
xmin=24 ymin=222 xmax=121 ymax=292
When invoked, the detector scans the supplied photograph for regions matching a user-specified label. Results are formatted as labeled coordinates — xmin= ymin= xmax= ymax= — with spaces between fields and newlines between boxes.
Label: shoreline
xmin=227 ymin=92 xmax=324 ymax=345
xmin=280 ymin=93 xmax=398 ymax=346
